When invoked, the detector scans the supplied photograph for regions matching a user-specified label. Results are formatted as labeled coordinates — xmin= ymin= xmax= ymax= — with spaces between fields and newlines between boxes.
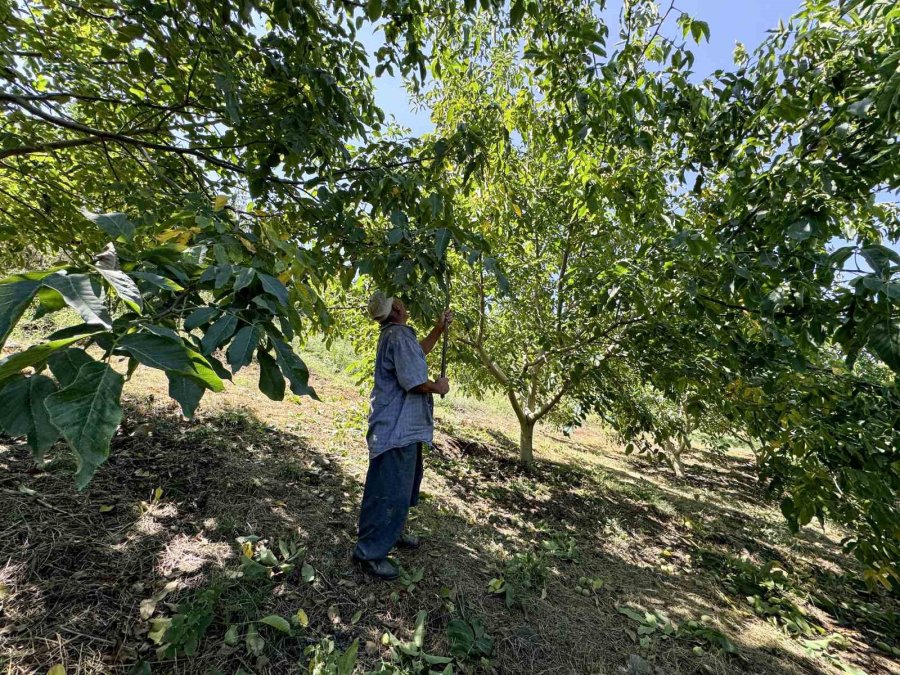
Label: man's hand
xmin=434 ymin=376 xmax=450 ymax=396
xmin=421 ymin=310 xmax=454 ymax=356
xmin=436 ymin=309 xmax=454 ymax=331
xmin=411 ymin=377 xmax=450 ymax=395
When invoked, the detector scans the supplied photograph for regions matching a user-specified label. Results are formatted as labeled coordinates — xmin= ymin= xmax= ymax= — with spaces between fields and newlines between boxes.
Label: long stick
xmin=440 ymin=319 xmax=449 ymax=399
xmin=439 ymin=271 xmax=450 ymax=398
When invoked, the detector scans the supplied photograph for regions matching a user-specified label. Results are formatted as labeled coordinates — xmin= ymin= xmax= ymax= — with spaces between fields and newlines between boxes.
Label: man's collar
xmin=380 ymin=322 xmax=413 ymax=332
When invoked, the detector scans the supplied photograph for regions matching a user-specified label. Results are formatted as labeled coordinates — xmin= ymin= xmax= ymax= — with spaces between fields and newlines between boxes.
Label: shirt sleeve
xmin=388 ymin=329 xmax=429 ymax=392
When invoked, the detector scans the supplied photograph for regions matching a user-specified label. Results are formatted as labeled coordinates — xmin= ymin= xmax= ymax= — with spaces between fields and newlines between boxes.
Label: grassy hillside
xmin=0 ymin=339 xmax=897 ymax=675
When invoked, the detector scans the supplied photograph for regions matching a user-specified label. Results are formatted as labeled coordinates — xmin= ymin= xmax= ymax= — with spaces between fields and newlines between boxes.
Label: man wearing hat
xmin=352 ymin=291 xmax=452 ymax=579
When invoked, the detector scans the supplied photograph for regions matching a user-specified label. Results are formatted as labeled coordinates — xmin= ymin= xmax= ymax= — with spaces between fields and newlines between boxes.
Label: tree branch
xmin=533 ymin=378 xmax=573 ymax=421
xmin=0 ymin=136 xmax=111 ymax=158
xmin=459 ymin=337 xmax=510 ymax=387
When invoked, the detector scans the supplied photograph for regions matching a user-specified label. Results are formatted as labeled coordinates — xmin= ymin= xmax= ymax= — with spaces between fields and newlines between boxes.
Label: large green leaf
xmin=271 ymin=339 xmax=317 ymax=399
xmin=26 ymin=374 xmax=59 ymax=462
xmin=45 ymin=361 xmax=124 ymax=489
xmin=233 ymin=267 xmax=255 ymax=292
xmin=130 ymin=271 xmax=184 ymax=292
xmin=868 ymin=319 xmax=900 ymax=372
xmin=167 ymin=373 xmax=205 ymax=419
xmin=83 ymin=211 xmax=135 ymax=241
xmin=257 ymin=349 xmax=285 ymax=401
xmin=32 ymin=286 xmax=67 ymax=320
xmin=119 ymin=333 xmax=224 ymax=391
xmin=48 ymin=348 xmax=96 ymax=387
xmin=0 ymin=278 xmax=40 ymax=349
xmin=0 ymin=373 xmax=60 ymax=463
xmin=434 ymin=228 xmax=451 ymax=259
xmin=257 ymin=273 xmax=289 ymax=307
xmin=96 ymin=269 xmax=143 ymax=313
xmin=227 ymin=325 xmax=261 ymax=374
xmin=184 ymin=306 xmax=220 ymax=330
xmin=0 ymin=334 xmax=92 ymax=384
xmin=860 ymin=245 xmax=900 ymax=277
xmin=42 ymin=273 xmax=112 ymax=328
xmin=0 ymin=375 xmax=30 ymax=436
xmin=201 ymin=314 xmax=238 ymax=354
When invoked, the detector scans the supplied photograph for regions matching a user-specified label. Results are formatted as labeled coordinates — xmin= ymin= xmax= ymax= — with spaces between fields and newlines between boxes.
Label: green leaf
xmin=366 ymin=0 xmax=382 ymax=21
xmin=184 ymin=306 xmax=220 ymax=330
xmin=336 ymin=639 xmax=359 ymax=675
xmin=301 ymin=562 xmax=315 ymax=582
xmin=272 ymin=339 xmax=318 ymax=399
xmin=413 ymin=610 xmax=427 ymax=648
xmin=147 ymin=618 xmax=171 ymax=645
xmin=130 ymin=271 xmax=184 ymax=292
xmin=786 ymin=220 xmax=813 ymax=242
xmin=259 ymin=615 xmax=292 ymax=634
xmin=45 ymin=361 xmax=124 ymax=489
xmin=0 ymin=334 xmax=93 ymax=384
xmin=33 ymin=286 xmax=66 ymax=321
xmin=428 ymin=192 xmax=444 ymax=218
xmin=82 ymin=211 xmax=135 ymax=241
xmin=167 ymin=373 xmax=205 ymax=419
xmin=201 ymin=314 xmax=238 ymax=354
xmin=223 ymin=624 xmax=240 ymax=646
xmin=96 ymin=269 xmax=143 ymax=313
xmin=868 ymin=319 xmax=900 ymax=372
xmin=47 ymin=323 xmax=105 ymax=342
xmin=138 ymin=48 xmax=155 ymax=73
xmin=215 ymin=264 xmax=233 ymax=289
xmin=119 ymin=333 xmax=224 ymax=391
xmin=245 ymin=624 xmax=265 ymax=656
xmin=617 ymin=606 xmax=647 ymax=623
xmin=387 ymin=227 xmax=405 ymax=245
xmin=0 ymin=278 xmax=41 ymax=349
xmin=42 ymin=273 xmax=112 ymax=328
xmin=258 ymin=273 xmax=290 ymax=307
xmin=257 ymin=350 xmax=285 ymax=401
xmin=510 ymin=0 xmax=525 ymax=26
xmin=447 ymin=619 xmax=476 ymax=658
xmin=435 ymin=228 xmax=451 ymax=259
xmin=295 ymin=608 xmax=309 ymax=628
xmin=146 ymin=323 xmax=185 ymax=344
xmin=47 ymin=348 xmax=95 ymax=387
xmin=233 ymin=267 xmax=255 ymax=292
xmin=860 ymin=245 xmax=900 ymax=277
xmin=227 ymin=325 xmax=261 ymax=374
xmin=25 ymin=374 xmax=60 ymax=462
xmin=0 ymin=375 xmax=30 ymax=436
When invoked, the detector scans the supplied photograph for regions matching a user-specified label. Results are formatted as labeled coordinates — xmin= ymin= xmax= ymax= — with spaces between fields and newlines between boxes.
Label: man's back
xmin=366 ymin=323 xmax=434 ymax=457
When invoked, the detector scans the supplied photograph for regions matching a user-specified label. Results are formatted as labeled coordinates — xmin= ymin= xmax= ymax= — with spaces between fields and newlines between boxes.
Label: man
xmin=352 ymin=291 xmax=452 ymax=580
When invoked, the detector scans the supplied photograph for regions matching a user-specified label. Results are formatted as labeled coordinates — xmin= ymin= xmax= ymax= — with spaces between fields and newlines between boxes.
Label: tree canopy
xmin=0 ymin=0 xmax=898 ymax=584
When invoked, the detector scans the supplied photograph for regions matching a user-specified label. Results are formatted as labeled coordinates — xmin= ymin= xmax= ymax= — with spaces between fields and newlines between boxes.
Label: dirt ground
xmin=0 ymin=357 xmax=898 ymax=675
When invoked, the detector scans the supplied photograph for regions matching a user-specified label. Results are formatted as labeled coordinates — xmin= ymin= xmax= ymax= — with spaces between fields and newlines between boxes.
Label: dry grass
xmin=0 ymin=357 xmax=898 ymax=675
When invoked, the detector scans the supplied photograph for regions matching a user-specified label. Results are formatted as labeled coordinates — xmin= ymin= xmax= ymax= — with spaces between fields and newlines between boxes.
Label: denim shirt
xmin=366 ymin=323 xmax=434 ymax=458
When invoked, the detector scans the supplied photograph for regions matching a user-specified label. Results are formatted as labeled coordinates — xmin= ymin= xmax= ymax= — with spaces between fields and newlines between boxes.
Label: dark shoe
xmin=395 ymin=532 xmax=420 ymax=549
xmin=352 ymin=555 xmax=399 ymax=580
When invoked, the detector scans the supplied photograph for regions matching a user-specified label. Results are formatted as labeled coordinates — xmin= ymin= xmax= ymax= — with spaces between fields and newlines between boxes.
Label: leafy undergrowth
xmin=0 ymin=361 xmax=897 ymax=675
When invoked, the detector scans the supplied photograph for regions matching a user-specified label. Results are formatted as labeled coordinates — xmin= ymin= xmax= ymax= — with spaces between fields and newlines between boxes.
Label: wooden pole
xmin=439 ymin=270 xmax=450 ymax=398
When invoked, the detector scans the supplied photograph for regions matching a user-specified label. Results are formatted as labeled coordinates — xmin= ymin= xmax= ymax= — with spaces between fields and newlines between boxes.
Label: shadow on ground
xmin=0 ymin=401 xmax=896 ymax=675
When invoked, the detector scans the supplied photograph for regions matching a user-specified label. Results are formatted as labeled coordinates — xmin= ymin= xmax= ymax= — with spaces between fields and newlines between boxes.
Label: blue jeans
xmin=354 ymin=442 xmax=424 ymax=561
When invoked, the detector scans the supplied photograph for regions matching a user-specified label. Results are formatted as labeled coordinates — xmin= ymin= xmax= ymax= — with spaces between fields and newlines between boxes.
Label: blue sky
xmin=366 ymin=0 xmax=806 ymax=134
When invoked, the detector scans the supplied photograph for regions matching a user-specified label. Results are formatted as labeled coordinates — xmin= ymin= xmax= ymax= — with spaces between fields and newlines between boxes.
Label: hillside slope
xmin=0 ymin=355 xmax=897 ymax=675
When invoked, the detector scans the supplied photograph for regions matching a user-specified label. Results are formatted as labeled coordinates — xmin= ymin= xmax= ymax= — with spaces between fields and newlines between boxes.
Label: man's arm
xmin=411 ymin=377 xmax=450 ymax=396
xmin=420 ymin=310 xmax=452 ymax=355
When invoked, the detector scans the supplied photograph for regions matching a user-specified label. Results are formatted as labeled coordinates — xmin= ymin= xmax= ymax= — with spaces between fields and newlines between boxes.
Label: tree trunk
xmin=663 ymin=438 xmax=686 ymax=478
xmin=670 ymin=445 xmax=686 ymax=478
xmin=519 ymin=417 xmax=536 ymax=464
